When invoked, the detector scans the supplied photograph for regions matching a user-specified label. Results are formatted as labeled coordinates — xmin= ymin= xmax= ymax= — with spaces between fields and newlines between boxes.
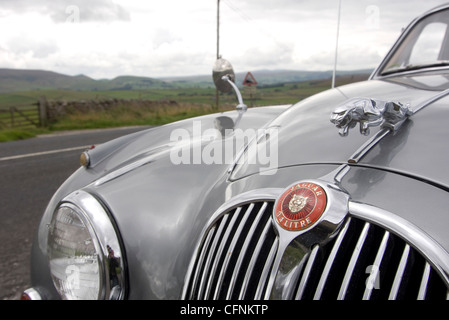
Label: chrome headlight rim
xmin=48 ymin=190 xmax=127 ymax=300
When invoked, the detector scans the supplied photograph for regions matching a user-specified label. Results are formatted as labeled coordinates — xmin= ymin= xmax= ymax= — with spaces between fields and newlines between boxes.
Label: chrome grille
xmin=185 ymin=201 xmax=277 ymax=300
xmin=296 ymin=217 xmax=449 ymax=300
xmin=184 ymin=199 xmax=449 ymax=300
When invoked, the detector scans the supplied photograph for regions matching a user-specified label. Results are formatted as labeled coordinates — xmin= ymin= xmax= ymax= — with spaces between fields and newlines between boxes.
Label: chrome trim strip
xmin=238 ymin=217 xmax=274 ymax=299
xmin=192 ymin=225 xmax=216 ymax=299
xmin=227 ymin=202 xmax=268 ymax=299
xmin=314 ymin=217 xmax=352 ymax=300
xmin=363 ymin=231 xmax=390 ymax=300
xmin=348 ymin=128 xmax=390 ymax=163
xmin=206 ymin=212 xmax=238 ymax=299
xmin=374 ymin=66 xmax=449 ymax=80
xmin=212 ymin=206 xmax=242 ymax=299
xmin=338 ymin=222 xmax=371 ymax=300
xmin=264 ymin=243 xmax=283 ymax=300
xmin=417 ymin=262 xmax=431 ymax=300
xmin=93 ymin=156 xmax=154 ymax=186
xmin=349 ymin=202 xmax=449 ymax=287
xmin=412 ymin=87 xmax=449 ymax=114
xmin=201 ymin=215 xmax=228 ymax=299
xmin=223 ymin=203 xmax=255 ymax=299
xmin=257 ymin=237 xmax=278 ymax=300
xmin=295 ymin=245 xmax=319 ymax=300
xmin=389 ymin=244 xmax=411 ymax=300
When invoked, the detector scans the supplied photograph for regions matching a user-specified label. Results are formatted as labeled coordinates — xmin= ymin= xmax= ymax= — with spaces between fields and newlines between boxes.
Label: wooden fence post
xmin=38 ymin=96 xmax=48 ymax=127
xmin=9 ymin=107 xmax=15 ymax=127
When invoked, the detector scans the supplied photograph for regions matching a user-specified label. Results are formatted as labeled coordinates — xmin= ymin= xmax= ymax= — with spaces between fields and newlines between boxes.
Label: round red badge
xmin=275 ymin=182 xmax=327 ymax=231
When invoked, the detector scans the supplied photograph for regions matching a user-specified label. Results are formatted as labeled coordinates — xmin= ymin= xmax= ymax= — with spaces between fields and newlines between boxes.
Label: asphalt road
xmin=0 ymin=126 xmax=150 ymax=300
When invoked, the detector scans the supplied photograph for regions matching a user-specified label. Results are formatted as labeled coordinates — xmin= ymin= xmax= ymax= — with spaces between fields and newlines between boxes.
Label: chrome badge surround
xmin=271 ymin=166 xmax=351 ymax=247
xmin=268 ymin=169 xmax=351 ymax=299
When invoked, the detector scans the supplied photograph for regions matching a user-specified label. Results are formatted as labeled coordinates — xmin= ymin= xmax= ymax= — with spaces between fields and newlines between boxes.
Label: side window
xmin=409 ymin=22 xmax=448 ymax=64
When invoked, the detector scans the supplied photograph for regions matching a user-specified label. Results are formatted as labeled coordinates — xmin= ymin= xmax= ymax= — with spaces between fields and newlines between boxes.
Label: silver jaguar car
xmin=24 ymin=4 xmax=449 ymax=300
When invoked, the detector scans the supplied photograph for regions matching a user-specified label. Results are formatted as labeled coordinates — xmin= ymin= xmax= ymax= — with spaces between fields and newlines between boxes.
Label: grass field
xmin=0 ymin=75 xmax=367 ymax=142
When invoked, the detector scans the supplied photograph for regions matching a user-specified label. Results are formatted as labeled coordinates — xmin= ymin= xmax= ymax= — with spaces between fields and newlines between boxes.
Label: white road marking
xmin=0 ymin=145 xmax=92 ymax=162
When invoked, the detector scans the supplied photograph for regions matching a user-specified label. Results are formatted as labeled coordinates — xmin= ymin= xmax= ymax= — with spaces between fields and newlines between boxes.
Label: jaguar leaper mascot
xmin=330 ymin=98 xmax=413 ymax=137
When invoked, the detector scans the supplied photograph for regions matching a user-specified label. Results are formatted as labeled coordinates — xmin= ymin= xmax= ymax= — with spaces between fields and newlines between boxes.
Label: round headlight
xmin=47 ymin=191 xmax=126 ymax=300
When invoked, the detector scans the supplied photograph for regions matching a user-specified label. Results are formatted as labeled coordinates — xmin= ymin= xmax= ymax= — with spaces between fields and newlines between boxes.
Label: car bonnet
xmin=230 ymin=74 xmax=449 ymax=190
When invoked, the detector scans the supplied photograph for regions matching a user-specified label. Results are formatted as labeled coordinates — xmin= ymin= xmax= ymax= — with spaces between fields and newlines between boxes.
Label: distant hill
xmin=0 ymin=68 xmax=373 ymax=93
xmin=162 ymin=69 xmax=372 ymax=87
xmin=0 ymin=69 xmax=172 ymax=93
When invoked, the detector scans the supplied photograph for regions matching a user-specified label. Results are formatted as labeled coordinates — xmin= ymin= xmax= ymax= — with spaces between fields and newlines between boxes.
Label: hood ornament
xmin=330 ymin=98 xmax=413 ymax=136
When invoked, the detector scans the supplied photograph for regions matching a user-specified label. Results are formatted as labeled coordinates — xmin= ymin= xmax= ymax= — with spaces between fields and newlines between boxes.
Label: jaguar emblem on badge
xmin=275 ymin=182 xmax=327 ymax=231
xmin=289 ymin=194 xmax=308 ymax=213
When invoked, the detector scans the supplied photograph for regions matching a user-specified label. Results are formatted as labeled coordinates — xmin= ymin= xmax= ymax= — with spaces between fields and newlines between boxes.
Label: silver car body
xmin=26 ymin=4 xmax=449 ymax=300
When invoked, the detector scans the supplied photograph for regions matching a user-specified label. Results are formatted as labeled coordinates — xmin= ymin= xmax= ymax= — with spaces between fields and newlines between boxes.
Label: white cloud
xmin=0 ymin=0 xmax=448 ymax=78
xmin=0 ymin=0 xmax=131 ymax=22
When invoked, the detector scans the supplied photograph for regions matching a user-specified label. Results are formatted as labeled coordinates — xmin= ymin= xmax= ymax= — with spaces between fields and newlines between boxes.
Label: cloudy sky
xmin=0 ymin=0 xmax=448 ymax=79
